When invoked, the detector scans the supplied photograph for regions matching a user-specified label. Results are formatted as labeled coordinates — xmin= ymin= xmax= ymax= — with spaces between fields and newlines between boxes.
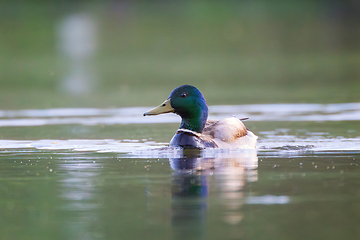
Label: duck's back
xmin=203 ymin=117 xmax=257 ymax=149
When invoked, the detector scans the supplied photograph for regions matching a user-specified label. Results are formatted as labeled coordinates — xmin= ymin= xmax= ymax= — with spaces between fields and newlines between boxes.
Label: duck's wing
xmin=203 ymin=117 xmax=248 ymax=143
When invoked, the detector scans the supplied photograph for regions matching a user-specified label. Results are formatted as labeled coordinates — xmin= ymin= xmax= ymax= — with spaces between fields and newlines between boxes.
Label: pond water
xmin=1 ymin=103 xmax=360 ymax=240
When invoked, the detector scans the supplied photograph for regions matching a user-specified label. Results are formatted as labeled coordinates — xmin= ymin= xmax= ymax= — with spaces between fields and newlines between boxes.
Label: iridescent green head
xmin=144 ymin=85 xmax=208 ymax=133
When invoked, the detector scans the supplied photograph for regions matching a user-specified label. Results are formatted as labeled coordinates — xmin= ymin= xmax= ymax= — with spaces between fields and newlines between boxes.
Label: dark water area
xmin=1 ymin=148 xmax=359 ymax=240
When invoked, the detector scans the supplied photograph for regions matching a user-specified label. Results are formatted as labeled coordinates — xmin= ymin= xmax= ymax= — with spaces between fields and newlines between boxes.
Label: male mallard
xmin=143 ymin=85 xmax=257 ymax=149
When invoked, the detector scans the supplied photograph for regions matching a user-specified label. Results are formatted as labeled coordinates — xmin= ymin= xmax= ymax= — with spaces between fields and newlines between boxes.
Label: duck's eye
xmin=180 ymin=92 xmax=188 ymax=98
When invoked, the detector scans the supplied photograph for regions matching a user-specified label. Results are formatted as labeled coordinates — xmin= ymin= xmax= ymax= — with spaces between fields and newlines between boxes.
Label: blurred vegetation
xmin=0 ymin=0 xmax=360 ymax=109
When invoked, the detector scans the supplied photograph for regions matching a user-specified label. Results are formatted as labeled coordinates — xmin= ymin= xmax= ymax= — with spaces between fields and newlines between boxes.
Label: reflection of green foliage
xmin=0 ymin=1 xmax=360 ymax=109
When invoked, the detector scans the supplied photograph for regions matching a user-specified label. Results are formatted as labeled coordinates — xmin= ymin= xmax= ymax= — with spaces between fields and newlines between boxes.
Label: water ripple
xmin=0 ymin=136 xmax=359 ymax=156
xmin=0 ymin=102 xmax=359 ymax=127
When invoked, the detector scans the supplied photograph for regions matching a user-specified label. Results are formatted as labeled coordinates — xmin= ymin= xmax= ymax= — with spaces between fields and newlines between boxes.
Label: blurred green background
xmin=1 ymin=0 xmax=359 ymax=110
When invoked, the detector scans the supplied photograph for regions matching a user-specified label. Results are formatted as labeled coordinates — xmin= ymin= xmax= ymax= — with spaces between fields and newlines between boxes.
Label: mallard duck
xmin=143 ymin=85 xmax=257 ymax=149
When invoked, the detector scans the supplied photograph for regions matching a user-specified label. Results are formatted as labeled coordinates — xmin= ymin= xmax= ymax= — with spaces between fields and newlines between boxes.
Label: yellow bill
xmin=143 ymin=98 xmax=175 ymax=116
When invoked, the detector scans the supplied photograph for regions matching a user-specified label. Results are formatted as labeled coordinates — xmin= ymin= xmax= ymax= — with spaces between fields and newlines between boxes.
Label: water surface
xmin=0 ymin=103 xmax=359 ymax=240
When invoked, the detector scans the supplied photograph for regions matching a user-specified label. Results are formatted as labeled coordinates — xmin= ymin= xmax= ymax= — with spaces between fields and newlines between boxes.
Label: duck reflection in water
xmin=169 ymin=149 xmax=258 ymax=240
